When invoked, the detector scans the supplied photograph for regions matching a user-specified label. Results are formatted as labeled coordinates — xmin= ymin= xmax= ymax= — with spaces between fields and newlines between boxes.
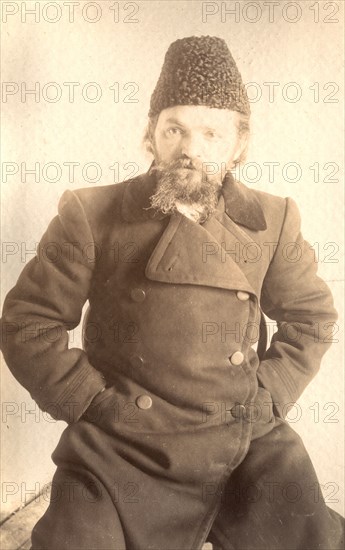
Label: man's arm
xmin=257 ymin=197 xmax=338 ymax=417
xmin=0 ymin=190 xmax=106 ymax=423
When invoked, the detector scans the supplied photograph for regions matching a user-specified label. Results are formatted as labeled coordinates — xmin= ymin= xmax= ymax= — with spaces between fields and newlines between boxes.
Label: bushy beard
xmin=149 ymin=158 xmax=223 ymax=222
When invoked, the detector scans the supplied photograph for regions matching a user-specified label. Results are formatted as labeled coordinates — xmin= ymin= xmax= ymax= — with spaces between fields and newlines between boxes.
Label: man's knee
xmin=31 ymin=467 xmax=126 ymax=550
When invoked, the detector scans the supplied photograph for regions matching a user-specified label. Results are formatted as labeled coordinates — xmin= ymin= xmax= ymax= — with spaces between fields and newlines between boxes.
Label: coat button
xmin=136 ymin=395 xmax=152 ymax=410
xmin=130 ymin=288 xmax=146 ymax=302
xmin=236 ymin=291 xmax=250 ymax=301
xmin=130 ymin=355 xmax=145 ymax=368
xmin=230 ymin=404 xmax=246 ymax=419
xmin=229 ymin=351 xmax=244 ymax=366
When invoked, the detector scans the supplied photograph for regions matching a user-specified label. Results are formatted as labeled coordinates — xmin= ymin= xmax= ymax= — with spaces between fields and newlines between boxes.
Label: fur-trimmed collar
xmin=121 ymin=165 xmax=267 ymax=231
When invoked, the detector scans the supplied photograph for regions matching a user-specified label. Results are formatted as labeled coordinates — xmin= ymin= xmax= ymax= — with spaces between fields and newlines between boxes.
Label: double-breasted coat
xmin=1 ymin=169 xmax=342 ymax=549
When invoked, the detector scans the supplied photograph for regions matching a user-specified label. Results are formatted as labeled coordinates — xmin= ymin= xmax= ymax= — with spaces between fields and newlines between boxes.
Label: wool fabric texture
xmin=149 ymin=36 xmax=250 ymax=117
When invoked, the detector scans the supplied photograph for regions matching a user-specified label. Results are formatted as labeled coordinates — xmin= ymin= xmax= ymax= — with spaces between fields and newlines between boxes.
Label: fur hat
xmin=149 ymin=35 xmax=250 ymax=117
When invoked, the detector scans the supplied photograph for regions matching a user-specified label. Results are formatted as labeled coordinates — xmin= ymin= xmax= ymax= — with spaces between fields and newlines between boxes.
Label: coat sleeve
xmin=0 ymin=190 xmax=106 ymax=423
xmin=256 ymin=196 xmax=338 ymax=418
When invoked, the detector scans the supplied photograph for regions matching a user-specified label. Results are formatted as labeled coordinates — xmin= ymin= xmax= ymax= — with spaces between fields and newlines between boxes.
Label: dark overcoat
xmin=0 ymin=169 xmax=340 ymax=549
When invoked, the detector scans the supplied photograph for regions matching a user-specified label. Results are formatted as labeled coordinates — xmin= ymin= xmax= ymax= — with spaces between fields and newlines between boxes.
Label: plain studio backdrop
xmin=1 ymin=0 xmax=344 ymax=520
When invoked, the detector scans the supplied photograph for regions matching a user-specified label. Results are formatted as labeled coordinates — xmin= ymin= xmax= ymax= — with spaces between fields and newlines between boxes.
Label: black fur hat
xmin=149 ymin=36 xmax=250 ymax=117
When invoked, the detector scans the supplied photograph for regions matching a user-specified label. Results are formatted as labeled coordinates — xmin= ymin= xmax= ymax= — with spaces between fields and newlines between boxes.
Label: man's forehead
xmin=157 ymin=105 xmax=240 ymax=127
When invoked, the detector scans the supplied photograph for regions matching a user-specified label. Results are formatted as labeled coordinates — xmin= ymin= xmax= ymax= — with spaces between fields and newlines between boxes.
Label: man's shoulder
xmin=59 ymin=173 xmax=147 ymax=222
xmin=227 ymin=178 xmax=290 ymax=234
xmin=73 ymin=178 xmax=135 ymax=211
xmin=236 ymin=180 xmax=303 ymax=241
xmin=237 ymin=179 xmax=287 ymax=209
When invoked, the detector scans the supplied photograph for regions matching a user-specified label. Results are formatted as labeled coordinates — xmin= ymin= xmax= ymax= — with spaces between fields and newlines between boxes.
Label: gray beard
xmin=150 ymin=158 xmax=223 ymax=222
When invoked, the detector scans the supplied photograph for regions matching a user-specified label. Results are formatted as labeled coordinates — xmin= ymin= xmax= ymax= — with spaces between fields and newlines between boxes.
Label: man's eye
xmin=166 ymin=127 xmax=182 ymax=136
xmin=205 ymin=130 xmax=217 ymax=139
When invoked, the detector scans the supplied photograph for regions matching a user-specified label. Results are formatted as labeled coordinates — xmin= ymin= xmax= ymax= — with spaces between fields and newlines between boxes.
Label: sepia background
xmin=1 ymin=0 xmax=344 ymax=520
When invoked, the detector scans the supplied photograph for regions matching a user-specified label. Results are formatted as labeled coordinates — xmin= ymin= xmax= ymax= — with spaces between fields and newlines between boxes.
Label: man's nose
xmin=180 ymin=134 xmax=203 ymax=159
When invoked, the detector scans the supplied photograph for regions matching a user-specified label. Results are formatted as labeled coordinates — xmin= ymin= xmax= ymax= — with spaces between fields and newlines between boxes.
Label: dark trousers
xmin=31 ymin=419 xmax=344 ymax=550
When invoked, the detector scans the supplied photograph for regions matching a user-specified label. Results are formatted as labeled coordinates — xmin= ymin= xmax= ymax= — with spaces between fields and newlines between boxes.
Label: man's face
xmin=153 ymin=105 xmax=242 ymax=175
xmin=149 ymin=105 xmax=244 ymax=220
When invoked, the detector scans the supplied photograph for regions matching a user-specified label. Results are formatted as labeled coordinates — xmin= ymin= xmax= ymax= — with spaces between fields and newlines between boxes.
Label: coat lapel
xmin=203 ymin=203 xmax=264 ymax=296
xmin=122 ymin=168 xmax=267 ymax=296
xmin=145 ymin=201 xmax=257 ymax=295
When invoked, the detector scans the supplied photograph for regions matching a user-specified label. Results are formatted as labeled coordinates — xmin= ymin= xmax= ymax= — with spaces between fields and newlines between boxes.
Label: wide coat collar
xmin=120 ymin=167 xmax=267 ymax=297
xmin=121 ymin=165 xmax=267 ymax=231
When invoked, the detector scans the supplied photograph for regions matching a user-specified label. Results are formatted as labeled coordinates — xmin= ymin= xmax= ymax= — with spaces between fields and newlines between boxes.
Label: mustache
xmin=152 ymin=157 xmax=204 ymax=173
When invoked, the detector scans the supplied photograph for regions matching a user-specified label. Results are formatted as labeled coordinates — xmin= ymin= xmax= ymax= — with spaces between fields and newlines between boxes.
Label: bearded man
xmin=1 ymin=36 xmax=344 ymax=550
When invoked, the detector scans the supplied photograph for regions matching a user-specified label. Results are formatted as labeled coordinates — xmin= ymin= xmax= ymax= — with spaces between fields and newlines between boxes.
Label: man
xmin=1 ymin=36 xmax=344 ymax=549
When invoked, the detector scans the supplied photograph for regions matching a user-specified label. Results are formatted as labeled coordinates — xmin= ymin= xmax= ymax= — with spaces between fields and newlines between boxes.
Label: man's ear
xmin=232 ymin=134 xmax=248 ymax=167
